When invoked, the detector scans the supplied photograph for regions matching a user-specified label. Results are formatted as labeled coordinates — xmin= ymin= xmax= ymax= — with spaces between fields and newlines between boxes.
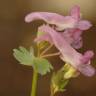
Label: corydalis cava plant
xmin=13 ymin=5 xmax=95 ymax=96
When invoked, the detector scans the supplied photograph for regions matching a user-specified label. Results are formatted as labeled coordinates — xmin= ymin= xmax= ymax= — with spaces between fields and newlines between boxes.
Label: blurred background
xmin=0 ymin=0 xmax=96 ymax=96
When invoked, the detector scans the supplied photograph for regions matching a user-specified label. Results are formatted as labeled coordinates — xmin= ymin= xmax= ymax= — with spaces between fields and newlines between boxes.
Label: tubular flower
xmin=25 ymin=5 xmax=95 ymax=76
xmin=25 ymin=5 xmax=92 ymax=49
xmin=25 ymin=5 xmax=92 ymax=31
xmin=35 ymin=27 xmax=83 ymax=49
xmin=34 ymin=25 xmax=95 ymax=77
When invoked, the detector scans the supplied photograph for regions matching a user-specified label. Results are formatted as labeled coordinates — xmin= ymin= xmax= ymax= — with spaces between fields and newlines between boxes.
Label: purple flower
xmin=25 ymin=5 xmax=92 ymax=31
xmin=35 ymin=27 xmax=83 ymax=49
xmin=25 ymin=5 xmax=95 ymax=76
xmin=25 ymin=5 xmax=92 ymax=49
xmin=35 ymin=25 xmax=95 ymax=77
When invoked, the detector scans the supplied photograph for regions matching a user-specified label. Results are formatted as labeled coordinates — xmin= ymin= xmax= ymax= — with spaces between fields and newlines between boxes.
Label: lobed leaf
xmin=13 ymin=46 xmax=34 ymax=66
xmin=33 ymin=57 xmax=53 ymax=75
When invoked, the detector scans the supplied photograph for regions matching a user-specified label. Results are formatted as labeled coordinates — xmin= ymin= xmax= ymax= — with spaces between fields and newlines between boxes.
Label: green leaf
xmin=33 ymin=57 xmax=53 ymax=75
xmin=13 ymin=46 xmax=53 ymax=75
xmin=13 ymin=46 xmax=34 ymax=66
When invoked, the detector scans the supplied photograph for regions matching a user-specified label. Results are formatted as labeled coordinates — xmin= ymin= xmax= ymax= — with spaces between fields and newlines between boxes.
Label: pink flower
xmin=35 ymin=25 xmax=95 ymax=77
xmin=25 ymin=5 xmax=92 ymax=31
xmin=25 ymin=5 xmax=95 ymax=76
xmin=35 ymin=28 xmax=83 ymax=49
xmin=25 ymin=5 xmax=92 ymax=49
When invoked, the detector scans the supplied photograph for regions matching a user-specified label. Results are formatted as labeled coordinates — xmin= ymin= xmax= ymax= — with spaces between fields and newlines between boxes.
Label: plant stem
xmin=31 ymin=70 xmax=38 ymax=96
xmin=40 ymin=44 xmax=53 ymax=56
xmin=41 ymin=52 xmax=60 ymax=58
xmin=31 ymin=44 xmax=40 ymax=96
xmin=50 ymin=89 xmax=54 ymax=96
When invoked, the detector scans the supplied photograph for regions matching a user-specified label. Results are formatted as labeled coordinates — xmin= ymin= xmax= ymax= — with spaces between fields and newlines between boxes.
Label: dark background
xmin=0 ymin=0 xmax=96 ymax=96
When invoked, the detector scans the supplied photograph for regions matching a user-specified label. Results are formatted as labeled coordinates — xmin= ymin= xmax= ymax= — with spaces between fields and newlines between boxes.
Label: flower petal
xmin=71 ymin=39 xmax=83 ymax=49
xmin=25 ymin=12 xmax=65 ymax=23
xmin=78 ymin=64 xmax=95 ymax=76
xmin=82 ymin=50 xmax=94 ymax=64
xmin=55 ymin=16 xmax=77 ymax=31
xmin=78 ymin=50 xmax=95 ymax=76
xmin=77 ymin=20 xmax=92 ymax=30
xmin=25 ymin=12 xmax=77 ymax=31
xmin=70 ymin=5 xmax=80 ymax=20
xmin=61 ymin=29 xmax=83 ymax=49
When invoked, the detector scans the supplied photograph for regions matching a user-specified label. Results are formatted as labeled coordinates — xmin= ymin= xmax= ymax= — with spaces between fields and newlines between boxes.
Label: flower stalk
xmin=31 ymin=70 xmax=38 ymax=96
xmin=31 ymin=44 xmax=40 ymax=96
xmin=41 ymin=52 xmax=60 ymax=58
xmin=40 ymin=44 xmax=53 ymax=56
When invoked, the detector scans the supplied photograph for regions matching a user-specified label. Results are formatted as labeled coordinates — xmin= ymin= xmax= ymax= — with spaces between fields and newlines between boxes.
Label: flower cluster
xmin=25 ymin=5 xmax=95 ymax=77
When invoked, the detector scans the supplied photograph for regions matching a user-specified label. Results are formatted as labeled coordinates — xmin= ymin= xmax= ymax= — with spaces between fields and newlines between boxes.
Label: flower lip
xmin=81 ymin=50 xmax=94 ymax=64
xmin=77 ymin=20 xmax=92 ymax=30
